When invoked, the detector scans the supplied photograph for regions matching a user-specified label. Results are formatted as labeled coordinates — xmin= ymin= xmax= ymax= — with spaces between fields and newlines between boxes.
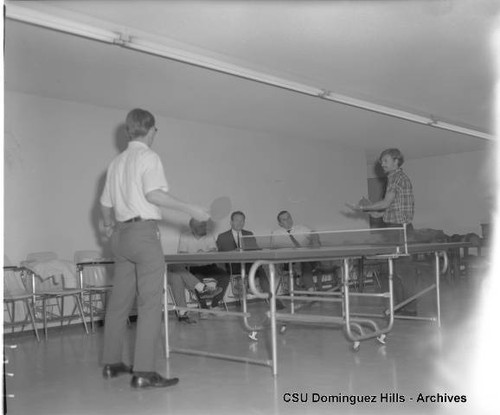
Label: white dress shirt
xmin=231 ymin=230 xmax=242 ymax=248
xmin=100 ymin=141 xmax=169 ymax=222
xmin=271 ymin=225 xmax=312 ymax=248
xmin=178 ymin=231 xmax=218 ymax=254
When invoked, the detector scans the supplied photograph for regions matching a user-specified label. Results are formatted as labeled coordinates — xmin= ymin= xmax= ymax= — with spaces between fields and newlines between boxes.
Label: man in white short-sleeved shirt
xmin=100 ymin=108 xmax=209 ymax=389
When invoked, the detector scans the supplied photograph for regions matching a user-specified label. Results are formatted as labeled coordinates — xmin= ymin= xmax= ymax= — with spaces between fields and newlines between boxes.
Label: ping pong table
xmin=75 ymin=227 xmax=471 ymax=376
xmin=163 ymin=227 xmax=471 ymax=376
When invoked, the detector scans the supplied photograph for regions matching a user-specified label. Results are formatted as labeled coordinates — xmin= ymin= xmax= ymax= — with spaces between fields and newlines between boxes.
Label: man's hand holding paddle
xmin=345 ymin=197 xmax=372 ymax=212
xmin=345 ymin=197 xmax=384 ymax=218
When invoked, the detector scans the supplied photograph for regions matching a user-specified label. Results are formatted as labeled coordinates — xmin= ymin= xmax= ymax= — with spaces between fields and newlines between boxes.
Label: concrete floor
xmin=3 ymin=275 xmax=495 ymax=415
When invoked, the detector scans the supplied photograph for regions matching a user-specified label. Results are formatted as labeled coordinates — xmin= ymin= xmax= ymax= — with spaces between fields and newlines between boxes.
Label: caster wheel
xmin=279 ymin=325 xmax=287 ymax=334
xmin=377 ymin=334 xmax=386 ymax=345
xmin=248 ymin=331 xmax=258 ymax=341
xmin=352 ymin=341 xmax=360 ymax=352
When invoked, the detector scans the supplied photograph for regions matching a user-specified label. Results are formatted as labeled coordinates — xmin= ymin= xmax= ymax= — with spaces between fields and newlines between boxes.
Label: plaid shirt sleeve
xmin=384 ymin=170 xmax=414 ymax=224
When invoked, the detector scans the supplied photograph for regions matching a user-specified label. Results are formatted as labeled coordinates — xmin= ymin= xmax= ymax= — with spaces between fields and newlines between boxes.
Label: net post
xmin=403 ymin=223 xmax=408 ymax=255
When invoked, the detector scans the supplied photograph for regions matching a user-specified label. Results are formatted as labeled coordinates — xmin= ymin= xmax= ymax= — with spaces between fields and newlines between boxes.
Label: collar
xmin=128 ymin=140 xmax=149 ymax=150
xmin=191 ymin=232 xmax=205 ymax=240
xmin=387 ymin=167 xmax=402 ymax=177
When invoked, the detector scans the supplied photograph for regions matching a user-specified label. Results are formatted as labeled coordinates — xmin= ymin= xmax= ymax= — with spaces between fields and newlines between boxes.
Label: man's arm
xmin=347 ymin=191 xmax=395 ymax=213
xmin=362 ymin=190 xmax=395 ymax=211
xmin=146 ymin=189 xmax=209 ymax=221
xmin=100 ymin=204 xmax=115 ymax=238
xmin=205 ymin=235 xmax=218 ymax=252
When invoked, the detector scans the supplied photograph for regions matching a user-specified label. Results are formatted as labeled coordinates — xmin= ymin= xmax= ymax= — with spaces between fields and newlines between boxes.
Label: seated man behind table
xmin=270 ymin=210 xmax=319 ymax=292
xmin=216 ymin=211 xmax=285 ymax=310
xmin=167 ymin=264 xmax=222 ymax=324
xmin=178 ymin=218 xmax=230 ymax=310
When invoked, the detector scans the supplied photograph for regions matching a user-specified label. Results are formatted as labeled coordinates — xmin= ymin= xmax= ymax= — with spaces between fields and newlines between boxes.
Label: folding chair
xmin=74 ymin=250 xmax=113 ymax=332
xmin=313 ymin=262 xmax=341 ymax=291
xmin=3 ymin=263 xmax=40 ymax=341
xmin=24 ymin=252 xmax=89 ymax=339
xmin=227 ymin=270 xmax=246 ymax=306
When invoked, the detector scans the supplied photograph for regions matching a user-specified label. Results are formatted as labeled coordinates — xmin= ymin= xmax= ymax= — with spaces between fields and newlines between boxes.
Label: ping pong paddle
xmin=209 ymin=196 xmax=232 ymax=221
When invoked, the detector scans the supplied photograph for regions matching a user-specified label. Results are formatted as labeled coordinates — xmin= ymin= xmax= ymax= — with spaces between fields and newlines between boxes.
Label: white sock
xmin=194 ymin=283 xmax=205 ymax=293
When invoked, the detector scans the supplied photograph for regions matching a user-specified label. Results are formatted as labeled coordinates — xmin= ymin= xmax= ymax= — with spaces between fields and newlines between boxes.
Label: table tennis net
xmin=239 ymin=227 xmax=407 ymax=253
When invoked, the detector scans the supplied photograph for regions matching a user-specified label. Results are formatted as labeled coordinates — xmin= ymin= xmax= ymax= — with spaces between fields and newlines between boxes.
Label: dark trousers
xmin=103 ymin=221 xmax=164 ymax=372
xmin=282 ymin=262 xmax=316 ymax=290
xmin=380 ymin=222 xmax=420 ymax=312
xmin=189 ymin=264 xmax=230 ymax=308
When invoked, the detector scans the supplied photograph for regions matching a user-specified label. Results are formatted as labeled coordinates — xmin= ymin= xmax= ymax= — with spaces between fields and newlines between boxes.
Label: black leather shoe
xmin=276 ymin=300 xmax=285 ymax=310
xmin=131 ymin=372 xmax=179 ymax=389
xmin=102 ymin=362 xmax=133 ymax=379
xmin=197 ymin=286 xmax=223 ymax=300
xmin=178 ymin=314 xmax=197 ymax=324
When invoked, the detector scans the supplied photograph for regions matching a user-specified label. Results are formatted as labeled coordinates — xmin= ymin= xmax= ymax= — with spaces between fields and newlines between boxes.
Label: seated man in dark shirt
xmin=216 ymin=211 xmax=284 ymax=310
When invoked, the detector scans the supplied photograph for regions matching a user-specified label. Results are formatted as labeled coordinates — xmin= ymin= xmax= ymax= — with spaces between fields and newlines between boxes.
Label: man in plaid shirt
xmin=352 ymin=148 xmax=414 ymax=231
xmin=348 ymin=148 xmax=417 ymax=315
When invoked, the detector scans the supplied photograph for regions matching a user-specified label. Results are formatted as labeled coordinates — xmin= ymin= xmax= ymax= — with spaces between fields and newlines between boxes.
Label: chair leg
xmin=166 ymin=285 xmax=179 ymax=317
xmin=74 ymin=295 xmax=89 ymax=334
xmin=8 ymin=303 xmax=15 ymax=334
xmin=373 ymin=271 xmax=381 ymax=289
xmin=89 ymin=291 xmax=95 ymax=332
xmin=26 ymin=299 xmax=40 ymax=342
xmin=43 ymin=298 xmax=48 ymax=339
xmin=60 ymin=297 xmax=65 ymax=329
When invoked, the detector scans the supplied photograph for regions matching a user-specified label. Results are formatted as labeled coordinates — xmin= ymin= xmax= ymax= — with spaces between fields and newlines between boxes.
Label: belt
xmin=121 ymin=217 xmax=155 ymax=224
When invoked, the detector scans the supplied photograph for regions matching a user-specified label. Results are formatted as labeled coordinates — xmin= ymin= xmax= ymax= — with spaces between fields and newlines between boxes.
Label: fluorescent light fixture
xmin=6 ymin=4 xmax=119 ymax=44
xmin=5 ymin=3 xmax=495 ymax=141
xmin=323 ymin=92 xmax=433 ymax=125
xmin=126 ymin=38 xmax=322 ymax=96
xmin=431 ymin=121 xmax=494 ymax=140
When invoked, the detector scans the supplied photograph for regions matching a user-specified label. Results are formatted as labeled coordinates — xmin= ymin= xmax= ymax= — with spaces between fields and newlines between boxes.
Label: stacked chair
xmin=3 ymin=256 xmax=40 ymax=341
xmin=74 ymin=250 xmax=113 ymax=332
xmin=23 ymin=252 xmax=88 ymax=339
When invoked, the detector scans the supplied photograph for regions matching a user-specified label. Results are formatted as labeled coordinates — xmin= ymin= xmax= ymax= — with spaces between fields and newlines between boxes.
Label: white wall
xmin=404 ymin=150 xmax=494 ymax=236
xmin=367 ymin=149 xmax=494 ymax=236
xmin=4 ymin=91 xmax=368 ymax=263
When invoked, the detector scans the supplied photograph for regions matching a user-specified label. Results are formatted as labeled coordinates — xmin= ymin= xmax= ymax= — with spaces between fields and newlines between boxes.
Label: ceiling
xmin=4 ymin=0 xmax=499 ymax=163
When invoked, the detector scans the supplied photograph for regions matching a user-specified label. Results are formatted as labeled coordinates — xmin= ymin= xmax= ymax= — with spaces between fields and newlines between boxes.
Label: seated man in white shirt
xmin=177 ymin=219 xmax=230 ymax=309
xmin=270 ymin=210 xmax=319 ymax=292
xmin=167 ymin=264 xmax=222 ymax=323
